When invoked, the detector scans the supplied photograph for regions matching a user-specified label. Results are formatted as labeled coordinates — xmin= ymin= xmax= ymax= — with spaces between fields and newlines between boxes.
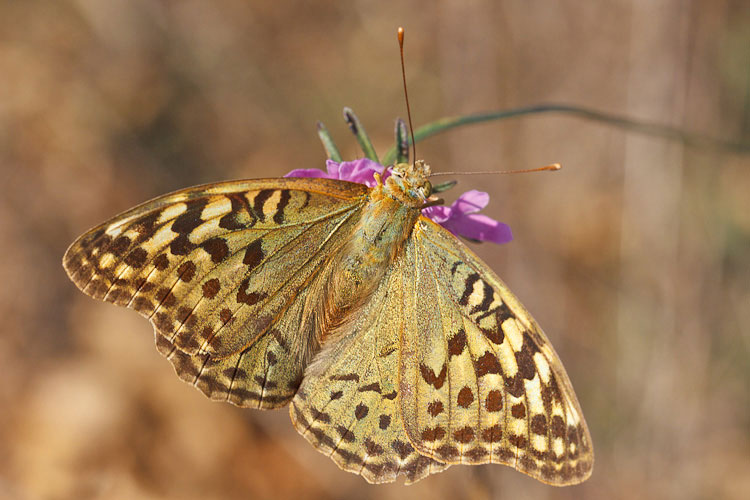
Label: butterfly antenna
xmin=398 ymin=27 xmax=417 ymax=163
xmin=430 ymin=163 xmax=562 ymax=177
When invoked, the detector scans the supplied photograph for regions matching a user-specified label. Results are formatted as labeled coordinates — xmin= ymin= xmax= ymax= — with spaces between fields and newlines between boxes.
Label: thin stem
xmin=381 ymin=103 xmax=750 ymax=165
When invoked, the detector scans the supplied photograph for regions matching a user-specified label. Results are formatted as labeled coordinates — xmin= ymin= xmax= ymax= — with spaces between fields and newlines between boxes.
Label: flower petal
xmin=421 ymin=205 xmax=451 ymax=223
xmin=323 ymin=160 xmax=341 ymax=178
xmin=284 ymin=168 xmax=329 ymax=179
xmin=443 ymin=213 xmax=513 ymax=244
xmin=336 ymin=159 xmax=388 ymax=186
xmin=452 ymin=190 xmax=490 ymax=214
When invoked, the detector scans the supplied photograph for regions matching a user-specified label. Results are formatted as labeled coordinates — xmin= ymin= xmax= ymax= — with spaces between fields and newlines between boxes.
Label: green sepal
xmin=316 ymin=121 xmax=343 ymax=163
xmin=394 ymin=118 xmax=409 ymax=165
xmin=432 ymin=180 xmax=457 ymax=193
xmin=343 ymin=107 xmax=379 ymax=163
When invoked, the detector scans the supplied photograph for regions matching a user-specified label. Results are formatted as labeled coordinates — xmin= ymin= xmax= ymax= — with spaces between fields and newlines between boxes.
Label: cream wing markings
xmin=397 ymin=217 xmax=593 ymax=485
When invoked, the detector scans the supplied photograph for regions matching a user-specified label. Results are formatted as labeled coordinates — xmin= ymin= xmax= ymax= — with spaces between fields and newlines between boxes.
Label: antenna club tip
xmin=398 ymin=27 xmax=404 ymax=43
xmin=550 ymin=163 xmax=562 ymax=171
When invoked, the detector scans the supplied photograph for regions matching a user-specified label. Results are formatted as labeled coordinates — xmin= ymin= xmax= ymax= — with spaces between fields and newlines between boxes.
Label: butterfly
xmin=63 ymin=126 xmax=593 ymax=485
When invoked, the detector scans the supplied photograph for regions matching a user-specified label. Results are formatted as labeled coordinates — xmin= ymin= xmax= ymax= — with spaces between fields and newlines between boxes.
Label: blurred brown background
xmin=1 ymin=1 xmax=749 ymax=499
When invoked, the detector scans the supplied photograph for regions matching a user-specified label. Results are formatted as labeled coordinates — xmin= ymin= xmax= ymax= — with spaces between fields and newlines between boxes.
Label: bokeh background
xmin=1 ymin=1 xmax=749 ymax=499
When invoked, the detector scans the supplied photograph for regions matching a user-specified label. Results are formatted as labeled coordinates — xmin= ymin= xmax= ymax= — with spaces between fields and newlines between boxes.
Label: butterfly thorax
xmin=319 ymin=161 xmax=431 ymax=335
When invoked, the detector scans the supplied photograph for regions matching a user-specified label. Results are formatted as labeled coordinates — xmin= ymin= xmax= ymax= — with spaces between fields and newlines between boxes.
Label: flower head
xmin=285 ymin=159 xmax=512 ymax=244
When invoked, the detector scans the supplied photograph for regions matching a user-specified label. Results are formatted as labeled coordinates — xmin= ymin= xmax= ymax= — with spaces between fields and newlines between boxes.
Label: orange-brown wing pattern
xmin=64 ymin=178 xmax=368 ymax=408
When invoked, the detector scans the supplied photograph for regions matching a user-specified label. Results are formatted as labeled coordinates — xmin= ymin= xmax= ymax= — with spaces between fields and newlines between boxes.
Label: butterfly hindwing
xmin=63 ymin=178 xmax=369 ymax=408
xmin=289 ymin=254 xmax=449 ymax=484
xmin=152 ymin=279 xmax=311 ymax=409
xmin=395 ymin=217 xmax=593 ymax=484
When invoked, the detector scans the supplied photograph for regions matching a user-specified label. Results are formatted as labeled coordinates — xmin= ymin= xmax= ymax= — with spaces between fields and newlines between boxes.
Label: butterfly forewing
xmin=397 ymin=217 xmax=593 ymax=484
xmin=64 ymin=178 xmax=369 ymax=408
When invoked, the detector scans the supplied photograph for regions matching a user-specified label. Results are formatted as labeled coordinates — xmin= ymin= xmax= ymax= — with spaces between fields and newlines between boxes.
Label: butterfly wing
xmin=63 ymin=177 xmax=369 ymax=408
xmin=289 ymin=251 xmax=449 ymax=484
xmin=289 ymin=214 xmax=592 ymax=485
xmin=398 ymin=216 xmax=593 ymax=485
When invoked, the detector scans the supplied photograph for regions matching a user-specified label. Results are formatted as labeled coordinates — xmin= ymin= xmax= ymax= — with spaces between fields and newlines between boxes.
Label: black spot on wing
xmin=470 ymin=279 xmax=494 ymax=314
xmin=476 ymin=301 xmax=513 ymax=323
xmin=243 ymin=239 xmax=264 ymax=270
xmin=299 ymin=191 xmax=311 ymax=210
xmin=272 ymin=190 xmax=292 ymax=224
xmin=220 ymin=194 xmax=254 ymax=230
xmin=252 ymin=190 xmax=274 ymax=222
xmin=171 ymin=199 xmax=208 ymax=234
xmin=459 ymin=273 xmax=480 ymax=306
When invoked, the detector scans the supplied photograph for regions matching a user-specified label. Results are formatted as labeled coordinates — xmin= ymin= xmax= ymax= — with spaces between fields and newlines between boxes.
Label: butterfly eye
xmin=422 ymin=181 xmax=432 ymax=198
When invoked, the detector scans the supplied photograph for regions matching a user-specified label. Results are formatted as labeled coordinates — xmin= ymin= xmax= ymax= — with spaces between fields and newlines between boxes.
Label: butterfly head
xmin=384 ymin=160 xmax=432 ymax=206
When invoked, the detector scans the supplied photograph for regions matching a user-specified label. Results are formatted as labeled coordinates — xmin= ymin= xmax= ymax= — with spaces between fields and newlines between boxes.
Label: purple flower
xmin=422 ymin=190 xmax=512 ymax=245
xmin=285 ymin=158 xmax=389 ymax=187
xmin=285 ymin=159 xmax=512 ymax=244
